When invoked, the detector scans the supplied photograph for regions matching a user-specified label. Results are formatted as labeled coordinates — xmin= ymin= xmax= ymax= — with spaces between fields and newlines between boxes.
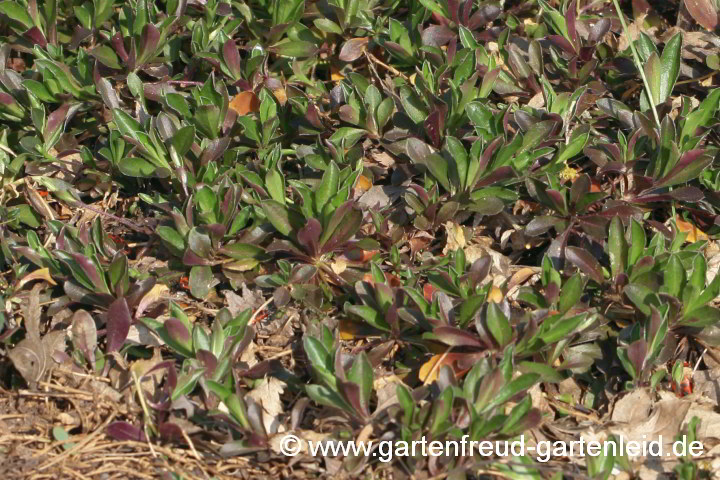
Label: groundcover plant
xmin=2 ymin=0 xmax=720 ymax=478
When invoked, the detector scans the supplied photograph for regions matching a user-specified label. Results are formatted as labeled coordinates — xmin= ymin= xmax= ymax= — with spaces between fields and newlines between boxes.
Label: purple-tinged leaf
xmin=589 ymin=18 xmax=611 ymax=44
xmin=566 ymin=246 xmax=604 ymax=284
xmin=421 ymin=25 xmax=455 ymax=47
xmin=288 ymin=264 xmax=318 ymax=283
xmin=634 ymin=186 xmax=704 ymax=203
xmin=474 ymin=166 xmax=514 ymax=188
xmin=685 ymin=0 xmax=719 ymax=31
xmin=267 ymin=239 xmax=306 ymax=257
xmin=478 ymin=136 xmax=503 ymax=172
xmin=424 ymin=108 xmax=445 ymax=148
xmin=655 ymin=149 xmax=713 ymax=188
xmin=111 ymin=32 xmax=129 ymax=63
xmin=196 ymin=349 xmax=218 ymax=377
xmin=71 ymin=310 xmax=97 ymax=367
xmin=434 ymin=326 xmax=486 ymax=348
xmin=106 ymin=298 xmax=131 ymax=353
xmin=222 ymin=39 xmax=242 ymax=79
xmin=107 ymin=421 xmax=147 ymax=441
xmin=627 ymin=338 xmax=648 ymax=375
xmin=200 ymin=137 xmax=230 ymax=165
xmin=339 ymin=37 xmax=369 ymax=62
xmin=181 ymin=248 xmax=212 ymax=266
xmin=323 ymin=207 xmax=363 ymax=253
xmin=525 ymin=216 xmax=564 ymax=236
xmin=566 ymin=0 xmax=578 ymax=49
xmin=157 ymin=422 xmax=184 ymax=440
xmin=297 ymin=218 xmax=322 ymax=256
xmin=23 ymin=26 xmax=47 ymax=47
xmin=165 ymin=317 xmax=191 ymax=345
xmin=467 ymin=3 xmax=502 ymax=29
xmin=570 ymin=174 xmax=590 ymax=206
xmin=45 ymin=103 xmax=70 ymax=138
xmin=547 ymin=35 xmax=576 ymax=55
xmin=137 ymin=23 xmax=160 ymax=65
xmin=70 ymin=253 xmax=108 ymax=293
xmin=0 ymin=92 xmax=15 ymax=106
xmin=592 ymin=204 xmax=642 ymax=219
xmin=383 ymin=41 xmax=411 ymax=58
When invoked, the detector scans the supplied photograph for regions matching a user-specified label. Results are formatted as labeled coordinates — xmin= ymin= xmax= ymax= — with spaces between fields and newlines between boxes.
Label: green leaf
xmin=156 ymin=226 xmax=185 ymax=255
xmin=52 ymin=426 xmax=75 ymax=450
xmin=171 ymin=125 xmax=195 ymax=157
xmin=347 ymin=352 xmax=373 ymax=412
xmin=306 ymin=384 xmax=352 ymax=412
xmin=483 ymin=373 xmax=540 ymax=412
xmin=265 ymin=168 xmax=286 ymax=205
xmin=89 ymin=45 xmax=122 ymax=69
xmin=0 ymin=1 xmax=34 ymax=29
xmin=517 ymin=361 xmax=564 ymax=382
xmin=629 ymin=218 xmax=646 ymax=266
xmin=269 ymin=40 xmax=318 ymax=58
xmin=262 ymin=200 xmax=302 ymax=237
xmin=624 ymin=284 xmax=658 ymax=316
xmin=172 ymin=368 xmax=206 ymax=401
xmin=664 ymin=254 xmax=685 ymax=298
xmin=608 ymin=216 xmax=628 ymax=278
xmin=658 ymin=33 xmax=682 ymax=104
xmin=486 ymin=303 xmax=512 ymax=347
xmin=314 ymin=161 xmax=339 ymax=213
xmin=314 ymin=18 xmax=343 ymax=34
xmin=189 ymin=265 xmax=214 ymax=299
xmin=558 ymin=273 xmax=584 ymax=314
xmin=118 ymin=157 xmax=164 ymax=178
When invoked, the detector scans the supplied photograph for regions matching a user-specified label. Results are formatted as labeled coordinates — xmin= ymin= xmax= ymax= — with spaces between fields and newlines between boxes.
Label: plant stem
xmin=611 ymin=0 xmax=661 ymax=129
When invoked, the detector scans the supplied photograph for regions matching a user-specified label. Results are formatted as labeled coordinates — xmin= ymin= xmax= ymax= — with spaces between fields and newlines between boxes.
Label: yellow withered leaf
xmin=229 ymin=91 xmax=260 ymax=115
xmin=676 ymin=215 xmax=708 ymax=243
xmin=488 ymin=285 xmax=504 ymax=303
xmin=18 ymin=268 xmax=57 ymax=289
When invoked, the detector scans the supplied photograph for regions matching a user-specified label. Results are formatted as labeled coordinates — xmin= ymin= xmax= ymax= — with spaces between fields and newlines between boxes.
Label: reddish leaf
xmin=685 ymin=0 xmax=719 ymax=30
xmin=434 ymin=326 xmax=486 ymax=348
xmin=339 ymin=37 xmax=369 ymax=62
xmin=421 ymin=25 xmax=455 ymax=47
xmin=106 ymin=298 xmax=131 ymax=353
xmin=297 ymin=218 xmax=322 ymax=256
xmin=222 ymin=39 xmax=242 ymax=78
xmin=107 ymin=421 xmax=147 ymax=441
xmin=23 ymin=27 xmax=47 ymax=47
xmin=565 ymin=246 xmax=604 ymax=284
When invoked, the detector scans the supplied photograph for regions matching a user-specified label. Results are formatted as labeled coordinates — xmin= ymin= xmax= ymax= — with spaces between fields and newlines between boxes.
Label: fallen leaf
xmin=330 ymin=64 xmax=345 ymax=81
xmin=487 ymin=285 xmax=504 ymax=303
xmin=675 ymin=215 xmax=708 ymax=243
xmin=443 ymin=221 xmax=467 ymax=254
xmin=338 ymin=37 xmax=369 ymax=62
xmin=8 ymin=284 xmax=66 ymax=387
xmin=272 ymin=87 xmax=287 ymax=105
xmin=135 ymin=283 xmax=169 ymax=318
xmin=229 ymin=91 xmax=260 ymax=115
xmin=129 ymin=348 xmax=165 ymax=397
xmin=611 ymin=390 xmax=690 ymax=459
xmin=17 ymin=268 xmax=57 ymax=289
xmin=247 ymin=377 xmax=286 ymax=434
xmin=418 ymin=353 xmax=473 ymax=383
xmin=330 ymin=256 xmax=347 ymax=275
xmin=224 ymin=285 xmax=265 ymax=317
xmin=354 ymin=174 xmax=372 ymax=193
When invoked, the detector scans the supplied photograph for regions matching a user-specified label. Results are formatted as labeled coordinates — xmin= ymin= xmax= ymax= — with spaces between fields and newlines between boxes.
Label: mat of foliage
xmin=1 ymin=0 xmax=720 ymax=478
